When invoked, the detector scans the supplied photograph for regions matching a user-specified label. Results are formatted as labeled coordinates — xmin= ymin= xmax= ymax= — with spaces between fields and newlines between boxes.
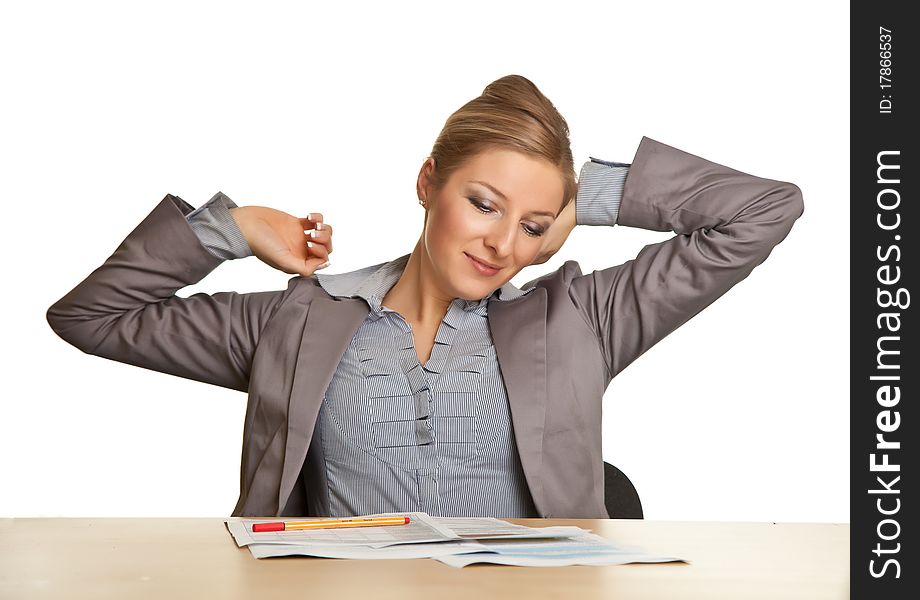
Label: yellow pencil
xmin=252 ymin=516 xmax=411 ymax=532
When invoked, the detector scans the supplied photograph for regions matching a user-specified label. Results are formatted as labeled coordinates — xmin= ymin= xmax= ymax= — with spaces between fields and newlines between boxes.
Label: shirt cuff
xmin=186 ymin=192 xmax=254 ymax=260
xmin=575 ymin=157 xmax=631 ymax=226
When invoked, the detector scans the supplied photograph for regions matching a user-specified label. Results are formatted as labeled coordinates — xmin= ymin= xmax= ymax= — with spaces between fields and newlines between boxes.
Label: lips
xmin=465 ymin=253 xmax=501 ymax=276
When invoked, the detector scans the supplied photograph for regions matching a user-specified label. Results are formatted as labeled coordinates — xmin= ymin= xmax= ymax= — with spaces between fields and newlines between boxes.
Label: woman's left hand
xmin=530 ymin=198 xmax=577 ymax=265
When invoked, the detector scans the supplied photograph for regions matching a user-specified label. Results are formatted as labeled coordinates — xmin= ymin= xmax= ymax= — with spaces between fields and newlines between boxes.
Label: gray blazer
xmin=47 ymin=137 xmax=804 ymax=518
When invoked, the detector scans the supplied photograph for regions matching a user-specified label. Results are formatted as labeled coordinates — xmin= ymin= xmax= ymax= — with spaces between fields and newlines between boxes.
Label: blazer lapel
xmin=487 ymin=287 xmax=549 ymax=516
xmin=278 ymin=295 xmax=370 ymax=514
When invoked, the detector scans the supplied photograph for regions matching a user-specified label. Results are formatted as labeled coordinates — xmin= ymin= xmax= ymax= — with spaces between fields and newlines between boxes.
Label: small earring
xmin=418 ymin=198 xmax=427 ymax=208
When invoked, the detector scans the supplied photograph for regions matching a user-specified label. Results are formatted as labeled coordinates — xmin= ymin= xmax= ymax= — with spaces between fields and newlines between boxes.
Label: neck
xmin=382 ymin=237 xmax=453 ymax=327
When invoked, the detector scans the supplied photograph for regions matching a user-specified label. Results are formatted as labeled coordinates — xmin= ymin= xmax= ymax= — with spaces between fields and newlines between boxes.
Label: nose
xmin=483 ymin=218 xmax=517 ymax=260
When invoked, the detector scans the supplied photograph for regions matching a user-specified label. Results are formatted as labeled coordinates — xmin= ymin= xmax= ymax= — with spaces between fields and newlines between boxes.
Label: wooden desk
xmin=0 ymin=518 xmax=848 ymax=599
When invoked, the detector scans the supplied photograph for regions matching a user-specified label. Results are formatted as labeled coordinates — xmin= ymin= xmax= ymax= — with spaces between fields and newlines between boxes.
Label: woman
xmin=47 ymin=75 xmax=804 ymax=519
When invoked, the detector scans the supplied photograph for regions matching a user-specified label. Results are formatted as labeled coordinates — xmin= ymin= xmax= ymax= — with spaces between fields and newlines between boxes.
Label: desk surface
xmin=0 ymin=518 xmax=848 ymax=599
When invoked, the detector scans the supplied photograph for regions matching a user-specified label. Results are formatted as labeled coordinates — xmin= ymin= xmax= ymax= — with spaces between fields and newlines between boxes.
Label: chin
xmin=455 ymin=287 xmax=490 ymax=302
xmin=461 ymin=278 xmax=507 ymax=301
xmin=446 ymin=277 xmax=490 ymax=301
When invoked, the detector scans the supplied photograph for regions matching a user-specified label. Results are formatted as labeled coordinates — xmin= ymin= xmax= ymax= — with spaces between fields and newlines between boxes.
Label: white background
xmin=1 ymin=1 xmax=848 ymax=521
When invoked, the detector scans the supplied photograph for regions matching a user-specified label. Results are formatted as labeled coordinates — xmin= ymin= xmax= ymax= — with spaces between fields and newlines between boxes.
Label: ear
xmin=417 ymin=157 xmax=437 ymax=205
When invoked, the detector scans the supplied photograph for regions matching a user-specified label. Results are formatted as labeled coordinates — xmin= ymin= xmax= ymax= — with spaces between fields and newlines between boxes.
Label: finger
xmin=308 ymin=223 xmax=333 ymax=253
xmin=299 ymin=213 xmax=324 ymax=228
xmin=305 ymin=235 xmax=332 ymax=257
xmin=306 ymin=256 xmax=331 ymax=275
xmin=305 ymin=240 xmax=330 ymax=261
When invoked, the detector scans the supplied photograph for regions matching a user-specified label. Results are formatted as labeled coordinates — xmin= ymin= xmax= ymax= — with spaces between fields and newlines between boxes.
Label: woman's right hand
xmin=229 ymin=206 xmax=333 ymax=277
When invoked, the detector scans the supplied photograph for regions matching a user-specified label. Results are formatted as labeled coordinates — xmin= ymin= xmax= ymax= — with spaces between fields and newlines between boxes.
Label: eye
xmin=523 ymin=225 xmax=545 ymax=238
xmin=468 ymin=198 xmax=546 ymax=237
xmin=468 ymin=197 xmax=492 ymax=214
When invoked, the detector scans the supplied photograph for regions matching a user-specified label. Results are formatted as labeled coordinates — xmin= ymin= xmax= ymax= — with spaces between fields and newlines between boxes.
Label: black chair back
xmin=603 ymin=462 xmax=643 ymax=519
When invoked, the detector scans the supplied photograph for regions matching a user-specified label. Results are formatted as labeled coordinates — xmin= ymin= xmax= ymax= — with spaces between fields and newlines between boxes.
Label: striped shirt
xmin=185 ymin=156 xmax=629 ymax=516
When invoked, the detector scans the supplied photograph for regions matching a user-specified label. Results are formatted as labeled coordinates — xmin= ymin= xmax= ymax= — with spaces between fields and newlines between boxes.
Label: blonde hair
xmin=426 ymin=75 xmax=577 ymax=214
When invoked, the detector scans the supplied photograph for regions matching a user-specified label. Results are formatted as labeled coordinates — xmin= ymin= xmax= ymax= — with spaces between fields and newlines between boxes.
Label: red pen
xmin=252 ymin=516 xmax=411 ymax=532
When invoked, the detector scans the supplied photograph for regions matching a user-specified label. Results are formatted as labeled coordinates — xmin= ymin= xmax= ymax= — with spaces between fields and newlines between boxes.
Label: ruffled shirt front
xmin=303 ymin=253 xmax=540 ymax=517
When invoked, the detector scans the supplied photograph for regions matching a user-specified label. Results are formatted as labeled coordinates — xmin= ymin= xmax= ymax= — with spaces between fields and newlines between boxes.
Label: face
xmin=418 ymin=148 xmax=565 ymax=301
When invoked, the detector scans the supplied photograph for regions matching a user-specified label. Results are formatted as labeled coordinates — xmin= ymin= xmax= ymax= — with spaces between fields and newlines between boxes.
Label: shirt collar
xmin=313 ymin=253 xmax=535 ymax=316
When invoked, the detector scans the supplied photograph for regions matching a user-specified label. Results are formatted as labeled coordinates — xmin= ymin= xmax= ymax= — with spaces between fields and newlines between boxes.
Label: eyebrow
xmin=468 ymin=180 xmax=557 ymax=218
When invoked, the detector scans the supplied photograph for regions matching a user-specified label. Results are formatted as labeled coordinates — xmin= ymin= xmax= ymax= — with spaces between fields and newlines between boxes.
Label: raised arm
xmin=46 ymin=192 xmax=297 ymax=392
xmin=568 ymin=136 xmax=804 ymax=382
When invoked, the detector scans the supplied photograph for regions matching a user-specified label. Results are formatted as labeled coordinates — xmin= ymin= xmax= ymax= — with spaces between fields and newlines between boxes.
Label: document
xmin=247 ymin=540 xmax=489 ymax=560
xmin=433 ymin=516 xmax=591 ymax=539
xmin=433 ymin=530 xmax=687 ymax=568
xmin=224 ymin=513 xmax=686 ymax=567
xmin=226 ymin=512 xmax=590 ymax=549
xmin=226 ymin=512 xmax=459 ymax=549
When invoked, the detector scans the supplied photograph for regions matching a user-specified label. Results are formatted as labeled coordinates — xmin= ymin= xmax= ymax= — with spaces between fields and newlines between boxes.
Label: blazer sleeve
xmin=46 ymin=192 xmax=294 ymax=393
xmin=567 ymin=136 xmax=805 ymax=382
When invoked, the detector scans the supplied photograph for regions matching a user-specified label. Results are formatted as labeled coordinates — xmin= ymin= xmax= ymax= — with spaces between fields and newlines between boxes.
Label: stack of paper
xmin=224 ymin=513 xmax=685 ymax=568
